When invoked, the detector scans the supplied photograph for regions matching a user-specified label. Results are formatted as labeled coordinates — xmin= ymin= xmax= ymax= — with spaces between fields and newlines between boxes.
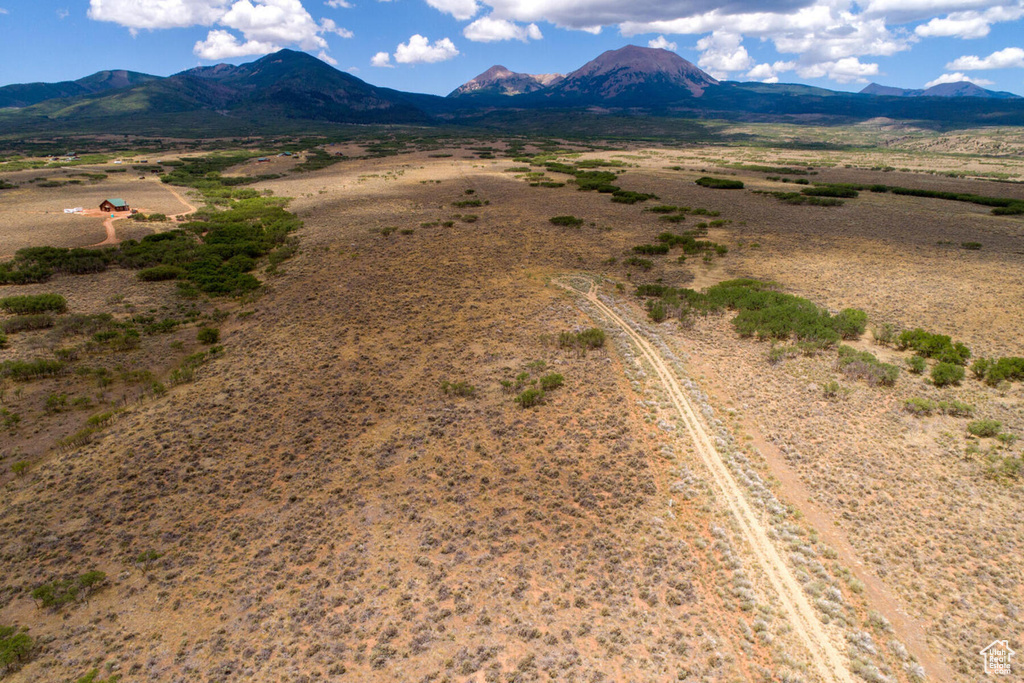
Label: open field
xmin=0 ymin=136 xmax=1021 ymax=682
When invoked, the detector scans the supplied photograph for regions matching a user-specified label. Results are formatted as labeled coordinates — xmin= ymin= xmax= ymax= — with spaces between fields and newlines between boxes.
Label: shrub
xmin=938 ymin=400 xmax=974 ymax=417
xmin=834 ymin=308 xmax=868 ymax=339
xmin=967 ymin=419 xmax=1002 ymax=438
xmin=0 ymin=331 xmax=5 ymax=349
xmin=931 ymin=362 xmax=965 ymax=387
xmin=983 ymin=357 xmax=1024 ymax=386
xmin=138 ymin=265 xmax=186 ymax=281
xmin=896 ymin=328 xmax=970 ymax=365
xmin=904 ymin=398 xmax=936 ymax=416
xmin=632 ymin=244 xmax=670 ymax=255
xmin=611 ymin=190 xmax=657 ymax=204
xmin=985 ymin=454 xmax=1024 ymax=482
xmin=1 ymin=358 xmax=65 ymax=381
xmin=2 ymin=314 xmax=54 ymax=334
xmin=970 ymin=358 xmax=991 ymax=379
xmin=822 ymin=381 xmax=841 ymax=398
xmin=549 ymin=215 xmax=584 ymax=227
xmin=836 ymin=345 xmax=899 ymax=386
xmin=30 ymin=571 xmax=107 ymax=609
xmin=907 ymin=356 xmax=926 ymax=374
xmin=960 ymin=242 xmax=982 ymax=250
xmin=539 ymin=373 xmax=564 ymax=391
xmin=441 ymin=380 xmax=475 ymax=397
xmin=0 ymin=625 xmax=33 ymax=673
xmin=0 ymin=293 xmax=67 ymax=314
xmin=647 ymin=300 xmax=667 ymax=323
xmin=197 ymin=327 xmax=220 ymax=345
xmin=696 ymin=177 xmax=744 ymax=189
xmin=514 ymin=388 xmax=545 ymax=408
xmin=624 ymin=256 xmax=653 ymax=271
xmin=871 ymin=322 xmax=895 ymax=346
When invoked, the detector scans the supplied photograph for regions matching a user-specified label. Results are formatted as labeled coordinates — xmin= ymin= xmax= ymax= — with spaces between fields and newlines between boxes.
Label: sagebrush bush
xmin=441 ymin=380 xmax=475 ymax=397
xmin=197 ymin=327 xmax=220 ymax=345
xmin=539 ymin=373 xmax=564 ymax=391
xmin=30 ymin=571 xmax=106 ymax=609
xmin=549 ymin=215 xmax=584 ymax=227
xmin=696 ymin=177 xmax=744 ymax=189
xmin=896 ymin=328 xmax=971 ymax=365
xmin=514 ymin=388 xmax=544 ymax=408
xmin=907 ymin=356 xmax=926 ymax=374
xmin=834 ymin=308 xmax=868 ymax=339
xmin=0 ymin=625 xmax=33 ymax=673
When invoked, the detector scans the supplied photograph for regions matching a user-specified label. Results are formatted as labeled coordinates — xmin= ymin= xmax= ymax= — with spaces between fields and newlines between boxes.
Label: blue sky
xmin=1 ymin=0 xmax=1023 ymax=96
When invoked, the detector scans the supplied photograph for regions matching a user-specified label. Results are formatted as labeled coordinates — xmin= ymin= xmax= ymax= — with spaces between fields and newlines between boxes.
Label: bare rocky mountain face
xmin=448 ymin=65 xmax=563 ymax=97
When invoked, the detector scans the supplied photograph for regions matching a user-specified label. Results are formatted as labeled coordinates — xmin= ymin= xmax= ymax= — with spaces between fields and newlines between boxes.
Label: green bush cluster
xmin=624 ymin=256 xmax=653 ymax=271
xmin=0 ymin=293 xmax=67 ymax=314
xmin=2 ymin=314 xmax=54 ymax=334
xmin=904 ymin=397 xmax=973 ymax=417
xmin=632 ymin=244 xmax=670 ymax=255
xmin=137 ymin=265 xmax=186 ymax=281
xmin=836 ymin=345 xmax=900 ymax=386
xmin=971 ymin=357 xmax=1024 ymax=386
xmin=756 ymin=191 xmax=844 ymax=206
xmin=558 ymin=328 xmax=605 ymax=351
xmin=30 ymin=571 xmax=106 ymax=609
xmin=896 ymin=328 xmax=971 ymax=365
xmin=967 ymin=419 xmax=1002 ymax=438
xmin=611 ymin=190 xmax=657 ymax=204
xmin=801 ymin=185 xmax=859 ymax=198
xmin=1 ymin=358 xmax=65 ymax=381
xmin=514 ymin=388 xmax=545 ymax=408
xmin=441 ymin=380 xmax=475 ymax=397
xmin=0 ymin=625 xmax=33 ymax=674
xmin=549 ymin=215 xmax=584 ymax=227
xmin=656 ymin=230 xmax=728 ymax=257
xmin=695 ymin=177 xmax=744 ymax=189
xmin=931 ymin=362 xmax=965 ymax=387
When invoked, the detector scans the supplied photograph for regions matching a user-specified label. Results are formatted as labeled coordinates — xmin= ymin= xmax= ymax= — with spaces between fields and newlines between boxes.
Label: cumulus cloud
xmin=89 ymin=0 xmax=229 ymax=29
xmin=320 ymin=17 xmax=353 ymax=37
xmin=90 ymin=0 xmax=350 ymax=60
xmin=394 ymin=34 xmax=459 ymax=63
xmin=696 ymin=32 xmax=753 ymax=78
xmin=745 ymin=60 xmax=795 ymax=82
xmin=324 ymin=0 xmax=351 ymax=6
xmin=370 ymin=50 xmax=393 ymax=66
xmin=915 ymin=5 xmax=1024 ymax=39
xmin=194 ymin=29 xmax=279 ymax=58
xmin=426 ymin=0 xmax=478 ymax=20
xmin=925 ymin=71 xmax=994 ymax=87
xmin=797 ymin=56 xmax=879 ymax=82
xmin=648 ymin=35 xmax=677 ymax=50
xmin=947 ymin=46 xmax=1024 ymax=69
xmin=317 ymin=49 xmax=338 ymax=64
xmin=463 ymin=16 xmax=541 ymax=41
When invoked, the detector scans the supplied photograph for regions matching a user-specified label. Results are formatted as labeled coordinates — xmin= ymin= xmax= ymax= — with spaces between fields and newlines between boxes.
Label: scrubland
xmin=0 ymin=133 xmax=1021 ymax=682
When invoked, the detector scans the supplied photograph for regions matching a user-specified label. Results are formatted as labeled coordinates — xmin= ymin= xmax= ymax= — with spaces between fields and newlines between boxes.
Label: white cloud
xmin=89 ymin=0 xmax=229 ymax=29
xmin=218 ymin=0 xmax=325 ymax=49
xmin=317 ymin=50 xmax=338 ymax=64
xmin=57 ymin=8 xmax=69 ymax=19
xmin=463 ymin=16 xmax=541 ymax=41
xmin=194 ymin=29 xmax=279 ymax=58
xmin=915 ymin=5 xmax=1024 ymax=39
xmin=745 ymin=60 xmax=794 ymax=82
xmin=648 ymin=35 xmax=677 ymax=51
xmin=696 ymin=32 xmax=753 ymax=78
xmin=0 ymin=8 xmax=8 ymax=14
xmin=924 ymin=71 xmax=994 ymax=87
xmin=797 ymin=56 xmax=879 ymax=82
xmin=426 ymin=0 xmax=478 ymax=20
xmin=325 ymin=0 xmax=351 ymax=6
xmin=394 ymin=34 xmax=460 ymax=63
xmin=370 ymin=50 xmax=393 ymax=66
xmin=320 ymin=17 xmax=353 ymax=37
xmin=947 ymin=46 xmax=1024 ymax=69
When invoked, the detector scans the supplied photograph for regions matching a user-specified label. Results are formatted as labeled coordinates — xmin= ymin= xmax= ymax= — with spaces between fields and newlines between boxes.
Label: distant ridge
xmin=860 ymin=81 xmax=1021 ymax=99
xmin=0 ymin=70 xmax=157 ymax=108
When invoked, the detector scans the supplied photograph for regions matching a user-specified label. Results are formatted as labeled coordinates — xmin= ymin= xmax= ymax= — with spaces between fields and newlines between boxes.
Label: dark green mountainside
xmin=1 ymin=46 xmax=1023 ymax=137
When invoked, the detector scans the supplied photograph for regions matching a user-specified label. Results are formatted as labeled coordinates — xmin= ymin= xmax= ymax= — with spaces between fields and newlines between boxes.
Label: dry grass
xmin=0 ymin=139 xmax=1021 ymax=682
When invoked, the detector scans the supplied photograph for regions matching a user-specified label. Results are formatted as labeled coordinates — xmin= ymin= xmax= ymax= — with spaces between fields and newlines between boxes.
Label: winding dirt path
xmin=557 ymin=276 xmax=856 ymax=683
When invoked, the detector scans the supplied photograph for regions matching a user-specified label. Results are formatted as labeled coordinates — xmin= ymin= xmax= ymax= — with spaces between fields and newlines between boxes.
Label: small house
xmin=99 ymin=198 xmax=130 ymax=212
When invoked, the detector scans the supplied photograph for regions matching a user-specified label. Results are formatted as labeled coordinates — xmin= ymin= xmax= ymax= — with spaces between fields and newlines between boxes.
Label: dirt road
xmin=557 ymin=276 xmax=856 ymax=683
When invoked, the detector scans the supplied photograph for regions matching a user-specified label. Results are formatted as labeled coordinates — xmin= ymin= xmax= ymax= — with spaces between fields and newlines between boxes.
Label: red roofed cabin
xmin=99 ymin=198 xmax=130 ymax=212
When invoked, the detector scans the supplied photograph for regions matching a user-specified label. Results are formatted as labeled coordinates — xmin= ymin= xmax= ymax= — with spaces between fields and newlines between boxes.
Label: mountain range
xmin=860 ymin=81 xmax=1021 ymax=99
xmin=1 ymin=46 xmax=1022 ymax=136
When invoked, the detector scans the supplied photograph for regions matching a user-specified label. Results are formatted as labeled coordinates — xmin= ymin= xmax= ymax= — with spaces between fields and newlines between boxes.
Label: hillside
xmin=0 ymin=70 xmax=157 ymax=109
xmin=861 ymin=81 xmax=1021 ymax=99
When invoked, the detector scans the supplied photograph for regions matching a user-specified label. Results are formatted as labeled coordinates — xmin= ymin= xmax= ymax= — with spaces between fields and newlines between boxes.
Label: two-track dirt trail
xmin=558 ymin=277 xmax=856 ymax=683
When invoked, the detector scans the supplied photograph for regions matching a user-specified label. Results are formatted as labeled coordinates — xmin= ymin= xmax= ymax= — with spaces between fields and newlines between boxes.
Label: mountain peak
xmin=555 ymin=44 xmax=718 ymax=99
xmin=449 ymin=65 xmax=564 ymax=97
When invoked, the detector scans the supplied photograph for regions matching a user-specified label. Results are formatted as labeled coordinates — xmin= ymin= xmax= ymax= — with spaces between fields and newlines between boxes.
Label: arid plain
xmin=0 ymin=132 xmax=1022 ymax=683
